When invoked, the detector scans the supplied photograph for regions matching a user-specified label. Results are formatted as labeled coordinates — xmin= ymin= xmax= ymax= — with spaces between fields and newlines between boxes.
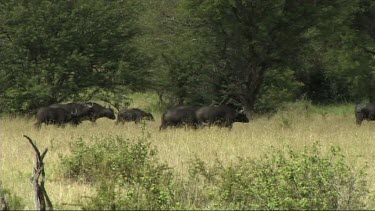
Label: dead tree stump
xmin=24 ymin=135 xmax=53 ymax=211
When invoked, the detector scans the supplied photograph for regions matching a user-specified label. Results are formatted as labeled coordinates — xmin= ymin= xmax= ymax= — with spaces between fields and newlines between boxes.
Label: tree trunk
xmin=238 ymin=65 xmax=266 ymax=120
xmin=158 ymin=93 xmax=164 ymax=107
xmin=369 ymin=72 xmax=375 ymax=103
xmin=240 ymin=94 xmax=256 ymax=121
xmin=177 ymin=96 xmax=184 ymax=106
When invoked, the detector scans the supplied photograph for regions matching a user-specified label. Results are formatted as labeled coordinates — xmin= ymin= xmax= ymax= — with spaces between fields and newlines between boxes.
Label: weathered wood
xmin=24 ymin=135 xmax=53 ymax=211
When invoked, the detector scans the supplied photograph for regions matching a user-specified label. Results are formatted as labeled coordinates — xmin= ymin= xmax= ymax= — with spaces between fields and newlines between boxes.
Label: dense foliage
xmin=60 ymin=130 xmax=175 ymax=210
xmin=0 ymin=0 xmax=148 ymax=113
xmin=60 ymin=134 xmax=368 ymax=210
xmin=208 ymin=144 xmax=368 ymax=210
xmin=0 ymin=0 xmax=374 ymax=113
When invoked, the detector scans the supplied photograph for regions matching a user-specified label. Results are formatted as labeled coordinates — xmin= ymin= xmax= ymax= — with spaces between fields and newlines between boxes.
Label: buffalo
xmin=49 ymin=102 xmax=115 ymax=124
xmin=49 ymin=102 xmax=94 ymax=124
xmin=355 ymin=103 xmax=375 ymax=125
xmin=159 ymin=106 xmax=200 ymax=130
xmin=195 ymin=105 xmax=249 ymax=129
xmin=34 ymin=106 xmax=91 ymax=129
xmin=82 ymin=102 xmax=116 ymax=122
xmin=116 ymin=108 xmax=154 ymax=124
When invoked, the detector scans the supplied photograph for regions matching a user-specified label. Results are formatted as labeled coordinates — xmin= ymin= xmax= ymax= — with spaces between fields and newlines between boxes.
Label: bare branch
xmin=40 ymin=149 xmax=48 ymax=160
xmin=23 ymin=135 xmax=53 ymax=211
xmin=23 ymin=135 xmax=42 ymax=160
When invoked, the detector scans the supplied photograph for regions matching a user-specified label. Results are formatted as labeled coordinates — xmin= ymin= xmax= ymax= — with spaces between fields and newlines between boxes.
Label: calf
xmin=116 ymin=108 xmax=154 ymax=124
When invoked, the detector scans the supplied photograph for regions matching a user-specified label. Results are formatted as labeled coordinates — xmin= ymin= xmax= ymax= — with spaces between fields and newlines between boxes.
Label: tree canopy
xmin=0 ymin=0 xmax=374 ymax=114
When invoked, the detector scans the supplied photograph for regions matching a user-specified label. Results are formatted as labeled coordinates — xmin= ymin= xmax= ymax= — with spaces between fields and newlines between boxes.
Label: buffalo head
xmin=235 ymin=110 xmax=250 ymax=123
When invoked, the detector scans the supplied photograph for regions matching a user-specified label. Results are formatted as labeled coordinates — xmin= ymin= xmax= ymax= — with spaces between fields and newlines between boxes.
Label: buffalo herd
xmin=34 ymin=102 xmax=115 ymax=129
xmin=35 ymin=101 xmax=373 ymax=129
xmin=159 ymin=105 xmax=249 ymax=130
xmin=34 ymin=102 xmax=250 ymax=130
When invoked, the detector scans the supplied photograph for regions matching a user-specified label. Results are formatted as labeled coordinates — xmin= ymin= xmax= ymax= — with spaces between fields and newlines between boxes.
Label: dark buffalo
xmin=195 ymin=105 xmax=249 ymax=129
xmin=355 ymin=103 xmax=375 ymax=125
xmin=82 ymin=102 xmax=116 ymax=122
xmin=51 ymin=102 xmax=115 ymax=123
xmin=159 ymin=106 xmax=200 ymax=130
xmin=49 ymin=102 xmax=94 ymax=125
xmin=34 ymin=107 xmax=83 ymax=129
xmin=116 ymin=108 xmax=154 ymax=124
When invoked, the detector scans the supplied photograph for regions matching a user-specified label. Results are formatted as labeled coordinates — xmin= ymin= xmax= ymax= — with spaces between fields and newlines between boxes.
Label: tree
xmin=179 ymin=0 xmax=328 ymax=116
xmin=299 ymin=0 xmax=375 ymax=103
xmin=135 ymin=0 xmax=217 ymax=107
xmin=0 ymin=0 xmax=148 ymax=113
xmin=347 ymin=0 xmax=375 ymax=102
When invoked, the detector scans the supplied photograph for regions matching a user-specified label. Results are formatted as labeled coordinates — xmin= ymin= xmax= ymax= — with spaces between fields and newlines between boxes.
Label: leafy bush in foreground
xmin=60 ymin=131 xmax=175 ymax=210
xmin=60 ymin=134 xmax=369 ymax=210
xmin=0 ymin=182 xmax=24 ymax=210
xmin=191 ymin=143 xmax=369 ymax=210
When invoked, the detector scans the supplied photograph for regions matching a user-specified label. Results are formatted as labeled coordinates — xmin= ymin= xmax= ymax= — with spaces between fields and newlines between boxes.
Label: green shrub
xmin=61 ymin=133 xmax=369 ymax=210
xmin=188 ymin=142 xmax=368 ymax=210
xmin=172 ymin=156 xmax=219 ymax=209
xmin=255 ymin=68 xmax=304 ymax=113
xmin=0 ymin=182 xmax=25 ymax=210
xmin=60 ymin=130 xmax=175 ymax=210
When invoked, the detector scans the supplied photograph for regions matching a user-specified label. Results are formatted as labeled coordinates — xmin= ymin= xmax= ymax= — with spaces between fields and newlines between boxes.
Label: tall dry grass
xmin=1 ymin=105 xmax=375 ymax=209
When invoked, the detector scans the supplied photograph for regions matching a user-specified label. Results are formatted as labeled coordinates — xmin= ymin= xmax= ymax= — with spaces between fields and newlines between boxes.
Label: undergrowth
xmin=60 ymin=131 xmax=369 ymax=210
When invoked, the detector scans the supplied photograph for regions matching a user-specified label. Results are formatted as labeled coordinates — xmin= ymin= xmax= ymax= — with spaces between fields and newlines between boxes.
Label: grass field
xmin=1 ymin=101 xmax=375 ymax=209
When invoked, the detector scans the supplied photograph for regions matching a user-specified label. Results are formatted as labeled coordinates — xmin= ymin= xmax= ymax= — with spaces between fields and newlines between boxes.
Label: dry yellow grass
xmin=1 ymin=111 xmax=375 ymax=209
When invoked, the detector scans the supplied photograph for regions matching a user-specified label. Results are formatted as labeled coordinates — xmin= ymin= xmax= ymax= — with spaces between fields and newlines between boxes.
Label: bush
xmin=61 ymin=133 xmax=369 ymax=210
xmin=188 ymin=142 xmax=368 ymax=210
xmin=60 ymin=130 xmax=175 ymax=210
xmin=255 ymin=68 xmax=304 ymax=113
xmin=0 ymin=182 xmax=25 ymax=210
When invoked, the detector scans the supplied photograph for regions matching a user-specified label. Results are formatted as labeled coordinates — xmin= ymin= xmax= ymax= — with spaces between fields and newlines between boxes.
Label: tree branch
xmin=363 ymin=47 xmax=375 ymax=56
xmin=24 ymin=135 xmax=53 ymax=211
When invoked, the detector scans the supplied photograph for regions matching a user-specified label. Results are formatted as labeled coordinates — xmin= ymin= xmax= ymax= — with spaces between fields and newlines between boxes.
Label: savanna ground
xmin=1 ymin=94 xmax=375 ymax=209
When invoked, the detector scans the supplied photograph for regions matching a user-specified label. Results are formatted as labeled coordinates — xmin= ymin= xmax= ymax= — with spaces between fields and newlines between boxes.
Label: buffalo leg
xmin=159 ymin=123 xmax=168 ymax=130
xmin=356 ymin=118 xmax=363 ymax=125
xmin=34 ymin=122 xmax=42 ymax=130
xmin=355 ymin=112 xmax=364 ymax=125
xmin=224 ymin=120 xmax=233 ymax=129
